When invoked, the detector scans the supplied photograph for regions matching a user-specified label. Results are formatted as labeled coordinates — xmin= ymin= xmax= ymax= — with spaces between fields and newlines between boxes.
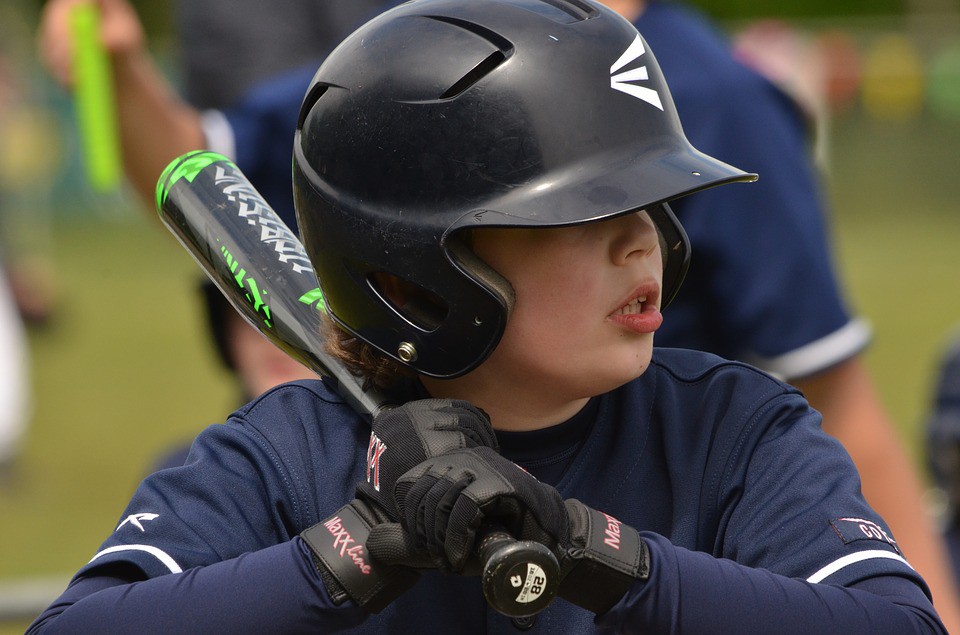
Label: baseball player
xmin=29 ymin=1 xmax=943 ymax=633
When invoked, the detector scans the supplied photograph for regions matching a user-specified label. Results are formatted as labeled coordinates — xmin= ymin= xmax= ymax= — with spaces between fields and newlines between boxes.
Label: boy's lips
xmin=608 ymin=286 xmax=663 ymax=334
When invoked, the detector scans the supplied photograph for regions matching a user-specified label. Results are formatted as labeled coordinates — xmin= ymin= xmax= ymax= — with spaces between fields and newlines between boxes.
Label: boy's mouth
xmin=608 ymin=287 xmax=663 ymax=334
xmin=613 ymin=296 xmax=648 ymax=316
xmin=609 ymin=284 xmax=660 ymax=317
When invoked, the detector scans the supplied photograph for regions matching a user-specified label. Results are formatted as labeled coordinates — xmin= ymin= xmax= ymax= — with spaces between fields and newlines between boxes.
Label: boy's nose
xmin=609 ymin=211 xmax=660 ymax=265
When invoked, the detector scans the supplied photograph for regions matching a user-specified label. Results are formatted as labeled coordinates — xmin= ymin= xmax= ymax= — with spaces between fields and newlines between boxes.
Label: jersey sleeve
xmin=600 ymin=538 xmax=944 ymax=634
xmin=27 ymin=539 xmax=367 ymax=633
xmin=598 ymin=386 xmax=944 ymax=633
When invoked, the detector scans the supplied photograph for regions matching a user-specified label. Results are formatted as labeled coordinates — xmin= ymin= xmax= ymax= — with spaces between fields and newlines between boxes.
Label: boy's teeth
xmin=618 ymin=297 xmax=646 ymax=315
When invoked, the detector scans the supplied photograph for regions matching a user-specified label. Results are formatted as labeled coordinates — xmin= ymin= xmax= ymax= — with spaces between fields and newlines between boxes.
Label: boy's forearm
xmin=600 ymin=533 xmax=945 ymax=634
xmin=27 ymin=539 xmax=367 ymax=634
xmin=111 ymin=49 xmax=205 ymax=208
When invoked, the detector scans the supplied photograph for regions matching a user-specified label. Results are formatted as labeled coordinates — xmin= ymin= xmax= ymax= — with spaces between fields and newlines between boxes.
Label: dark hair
xmin=320 ymin=311 xmax=415 ymax=392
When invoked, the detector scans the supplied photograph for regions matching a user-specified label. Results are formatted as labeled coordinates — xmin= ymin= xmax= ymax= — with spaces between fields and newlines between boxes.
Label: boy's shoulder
xmin=226 ymin=378 xmax=368 ymax=452
xmin=649 ymin=347 xmax=799 ymax=397
xmin=236 ymin=377 xmax=350 ymax=413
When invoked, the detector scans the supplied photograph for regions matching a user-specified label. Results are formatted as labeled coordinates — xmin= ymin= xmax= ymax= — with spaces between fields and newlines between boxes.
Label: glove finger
xmin=405 ymin=400 xmax=475 ymax=455
xmin=439 ymin=400 xmax=498 ymax=451
xmin=412 ymin=471 xmax=473 ymax=562
xmin=423 ymin=473 xmax=474 ymax=569
xmin=399 ymin=476 xmax=436 ymax=546
xmin=442 ymin=490 xmax=486 ymax=573
xmin=457 ymin=448 xmax=565 ymax=542
xmin=366 ymin=523 xmax=438 ymax=570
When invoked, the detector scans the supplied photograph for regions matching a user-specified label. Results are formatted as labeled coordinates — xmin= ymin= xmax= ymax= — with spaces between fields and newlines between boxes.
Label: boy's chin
xmin=585 ymin=350 xmax=655 ymax=394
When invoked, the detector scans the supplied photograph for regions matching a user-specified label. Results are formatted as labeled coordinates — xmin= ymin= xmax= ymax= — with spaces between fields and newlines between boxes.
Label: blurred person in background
xmin=603 ymin=0 xmax=960 ymax=628
xmin=0 ymin=260 xmax=30 ymax=477
xmin=0 ymin=44 xmax=36 ymax=477
xmin=926 ymin=331 xmax=960 ymax=586
xmin=38 ymin=0 xmax=960 ymax=627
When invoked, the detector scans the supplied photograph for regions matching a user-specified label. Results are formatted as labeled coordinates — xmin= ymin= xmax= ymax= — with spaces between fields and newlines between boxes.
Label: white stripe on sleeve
xmin=89 ymin=545 xmax=183 ymax=574
xmin=806 ymin=550 xmax=913 ymax=584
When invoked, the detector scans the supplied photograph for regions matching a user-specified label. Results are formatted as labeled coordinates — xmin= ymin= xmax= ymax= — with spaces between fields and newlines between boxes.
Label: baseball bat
xmin=155 ymin=150 xmax=559 ymax=618
xmin=70 ymin=2 xmax=121 ymax=192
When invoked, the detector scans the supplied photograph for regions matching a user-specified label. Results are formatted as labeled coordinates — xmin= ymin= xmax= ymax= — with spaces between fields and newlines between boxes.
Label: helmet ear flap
xmin=447 ymin=237 xmax=516 ymax=320
xmin=365 ymin=232 xmax=516 ymax=337
xmin=648 ymin=202 xmax=690 ymax=309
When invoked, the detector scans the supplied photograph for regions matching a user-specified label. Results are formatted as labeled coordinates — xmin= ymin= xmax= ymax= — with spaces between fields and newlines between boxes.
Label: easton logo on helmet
xmin=610 ymin=35 xmax=664 ymax=111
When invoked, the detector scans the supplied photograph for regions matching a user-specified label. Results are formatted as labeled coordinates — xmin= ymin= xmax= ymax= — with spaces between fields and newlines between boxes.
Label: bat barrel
xmin=155 ymin=151 xmax=389 ymax=417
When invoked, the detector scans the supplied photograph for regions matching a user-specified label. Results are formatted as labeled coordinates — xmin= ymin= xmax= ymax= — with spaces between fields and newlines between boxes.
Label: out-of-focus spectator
xmin=927 ymin=330 xmax=960 ymax=586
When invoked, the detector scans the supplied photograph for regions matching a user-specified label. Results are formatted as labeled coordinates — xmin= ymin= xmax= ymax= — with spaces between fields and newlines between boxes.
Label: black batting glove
xmin=370 ymin=446 xmax=650 ymax=614
xmin=355 ymin=399 xmax=498 ymax=518
xmin=301 ymin=399 xmax=498 ymax=612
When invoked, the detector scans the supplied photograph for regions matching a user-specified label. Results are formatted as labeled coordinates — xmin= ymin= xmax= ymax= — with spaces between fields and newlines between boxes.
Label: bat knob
xmin=479 ymin=530 xmax=560 ymax=617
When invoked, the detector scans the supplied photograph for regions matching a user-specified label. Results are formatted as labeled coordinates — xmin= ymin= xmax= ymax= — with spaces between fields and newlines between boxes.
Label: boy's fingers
xmin=95 ymin=0 xmax=145 ymax=55
xmin=38 ymin=0 xmax=83 ymax=87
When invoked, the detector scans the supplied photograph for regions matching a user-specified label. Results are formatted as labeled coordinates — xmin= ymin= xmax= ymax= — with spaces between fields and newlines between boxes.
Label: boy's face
xmin=471 ymin=210 xmax=664 ymax=399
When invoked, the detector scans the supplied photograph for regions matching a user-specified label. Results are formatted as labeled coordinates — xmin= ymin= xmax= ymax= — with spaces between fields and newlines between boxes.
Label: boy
xmin=29 ymin=1 xmax=944 ymax=632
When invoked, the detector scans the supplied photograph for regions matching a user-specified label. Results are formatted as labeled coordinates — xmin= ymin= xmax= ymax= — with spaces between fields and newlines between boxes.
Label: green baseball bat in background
xmin=70 ymin=2 xmax=121 ymax=192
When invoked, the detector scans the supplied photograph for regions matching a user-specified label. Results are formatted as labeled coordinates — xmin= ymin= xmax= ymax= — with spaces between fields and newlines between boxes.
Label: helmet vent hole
xmin=531 ymin=0 xmax=599 ymax=22
xmin=440 ymin=50 xmax=508 ymax=100
xmin=297 ymin=83 xmax=330 ymax=130
xmin=368 ymin=272 xmax=449 ymax=332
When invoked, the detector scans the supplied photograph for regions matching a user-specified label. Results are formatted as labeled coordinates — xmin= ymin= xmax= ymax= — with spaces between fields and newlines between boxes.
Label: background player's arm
xmin=795 ymin=356 xmax=960 ymax=631
xmin=38 ymin=0 xmax=205 ymax=205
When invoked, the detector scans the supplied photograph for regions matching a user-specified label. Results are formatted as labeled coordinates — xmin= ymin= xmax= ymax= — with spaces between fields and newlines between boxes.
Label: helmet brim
xmin=452 ymin=143 xmax=757 ymax=230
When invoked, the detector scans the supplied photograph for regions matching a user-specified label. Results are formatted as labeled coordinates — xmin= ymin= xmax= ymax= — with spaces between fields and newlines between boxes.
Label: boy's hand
xmin=368 ymin=446 xmax=650 ymax=615
xmin=354 ymin=399 xmax=498 ymax=519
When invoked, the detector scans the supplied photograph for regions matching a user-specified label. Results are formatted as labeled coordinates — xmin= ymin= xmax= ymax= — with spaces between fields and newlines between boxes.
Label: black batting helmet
xmin=293 ymin=0 xmax=755 ymax=378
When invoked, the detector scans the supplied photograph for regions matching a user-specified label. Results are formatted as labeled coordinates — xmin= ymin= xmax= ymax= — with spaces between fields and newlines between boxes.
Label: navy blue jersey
xmin=29 ymin=350 xmax=942 ymax=633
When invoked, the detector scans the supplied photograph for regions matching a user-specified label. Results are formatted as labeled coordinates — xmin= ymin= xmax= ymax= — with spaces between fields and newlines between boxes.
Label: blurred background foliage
xmin=2 ymin=0 xmax=960 ymax=632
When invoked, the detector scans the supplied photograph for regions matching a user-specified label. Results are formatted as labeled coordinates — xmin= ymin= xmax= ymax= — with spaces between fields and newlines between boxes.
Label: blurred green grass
xmin=828 ymin=114 xmax=960 ymax=454
xmin=0 ymin=214 xmax=238 ymax=632
xmin=1 ymin=112 xmax=960 ymax=632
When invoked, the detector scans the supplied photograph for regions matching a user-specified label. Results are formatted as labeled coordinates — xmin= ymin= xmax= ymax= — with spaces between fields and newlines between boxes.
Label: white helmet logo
xmin=610 ymin=35 xmax=664 ymax=111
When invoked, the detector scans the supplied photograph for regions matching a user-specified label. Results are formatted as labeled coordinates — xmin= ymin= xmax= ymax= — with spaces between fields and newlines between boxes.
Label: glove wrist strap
xmin=559 ymin=501 xmax=650 ymax=614
xmin=301 ymin=503 xmax=412 ymax=613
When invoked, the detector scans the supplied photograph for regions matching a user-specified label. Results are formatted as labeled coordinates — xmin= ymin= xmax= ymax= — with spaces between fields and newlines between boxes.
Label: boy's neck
xmin=420 ymin=376 xmax=590 ymax=432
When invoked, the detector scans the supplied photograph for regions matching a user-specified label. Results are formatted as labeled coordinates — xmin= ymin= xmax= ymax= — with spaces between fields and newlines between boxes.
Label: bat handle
xmin=478 ymin=525 xmax=560 ymax=617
